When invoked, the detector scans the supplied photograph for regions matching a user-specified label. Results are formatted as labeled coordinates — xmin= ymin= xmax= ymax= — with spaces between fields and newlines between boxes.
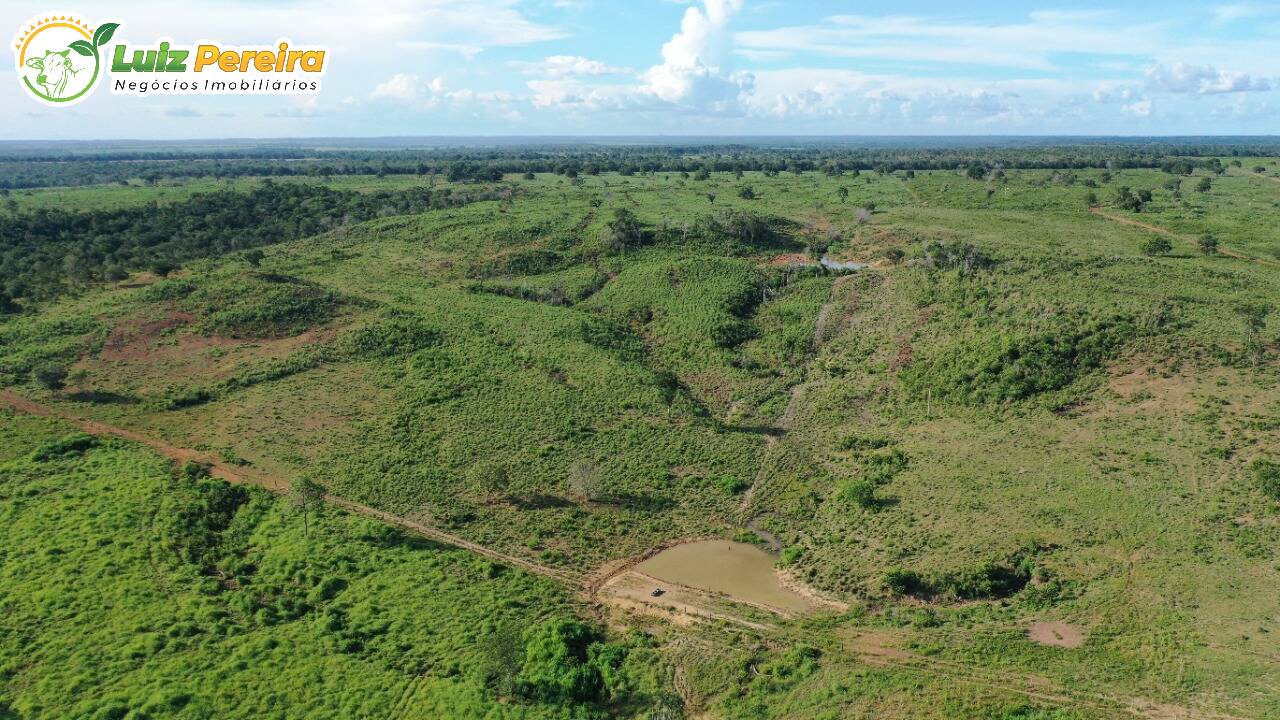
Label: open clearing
xmin=1028 ymin=621 xmax=1087 ymax=648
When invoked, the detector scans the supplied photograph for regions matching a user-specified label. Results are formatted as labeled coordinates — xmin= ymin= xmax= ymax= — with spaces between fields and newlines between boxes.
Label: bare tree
xmin=291 ymin=476 xmax=327 ymax=538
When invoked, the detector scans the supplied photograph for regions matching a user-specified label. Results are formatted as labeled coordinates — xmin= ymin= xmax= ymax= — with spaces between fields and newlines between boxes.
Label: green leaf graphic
xmin=69 ymin=40 xmax=94 ymax=56
xmin=93 ymin=22 xmax=119 ymax=47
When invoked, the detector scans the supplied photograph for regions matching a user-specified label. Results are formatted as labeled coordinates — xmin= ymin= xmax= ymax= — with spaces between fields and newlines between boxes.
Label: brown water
xmin=635 ymin=540 xmax=813 ymax=613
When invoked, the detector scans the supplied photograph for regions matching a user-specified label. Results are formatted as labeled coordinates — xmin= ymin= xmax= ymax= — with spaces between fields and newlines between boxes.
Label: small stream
xmin=819 ymin=254 xmax=868 ymax=271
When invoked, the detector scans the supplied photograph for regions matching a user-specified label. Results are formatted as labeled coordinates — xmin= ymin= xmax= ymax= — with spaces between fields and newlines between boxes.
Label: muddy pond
xmin=635 ymin=540 xmax=813 ymax=614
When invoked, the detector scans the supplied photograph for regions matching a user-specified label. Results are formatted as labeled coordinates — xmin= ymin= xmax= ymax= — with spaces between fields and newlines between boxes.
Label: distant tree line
xmin=0 ymin=181 xmax=502 ymax=306
xmin=2 ymin=141 xmax=1276 ymax=189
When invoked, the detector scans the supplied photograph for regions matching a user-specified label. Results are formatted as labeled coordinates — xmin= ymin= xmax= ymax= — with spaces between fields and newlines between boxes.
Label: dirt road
xmin=1089 ymin=207 xmax=1278 ymax=267
xmin=0 ymin=389 xmax=578 ymax=584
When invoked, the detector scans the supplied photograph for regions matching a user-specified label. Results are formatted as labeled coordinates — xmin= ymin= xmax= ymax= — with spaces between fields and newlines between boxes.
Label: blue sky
xmin=5 ymin=0 xmax=1279 ymax=138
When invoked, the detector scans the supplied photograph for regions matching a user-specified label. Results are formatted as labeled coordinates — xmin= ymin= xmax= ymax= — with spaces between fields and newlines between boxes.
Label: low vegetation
xmin=2 ymin=141 xmax=1279 ymax=719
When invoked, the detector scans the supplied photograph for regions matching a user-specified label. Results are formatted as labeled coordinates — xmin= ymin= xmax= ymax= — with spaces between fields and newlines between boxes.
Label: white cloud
xmin=1122 ymin=98 xmax=1153 ymax=117
xmin=740 ymin=67 xmax=1070 ymax=126
xmin=527 ymin=79 xmax=583 ymax=108
xmin=371 ymin=73 xmax=421 ymax=101
xmin=1145 ymin=63 xmax=1272 ymax=94
xmin=1212 ymin=3 xmax=1276 ymax=24
xmin=5 ymin=0 xmax=565 ymax=56
xmin=1092 ymin=85 xmax=1139 ymax=103
xmin=640 ymin=0 xmax=754 ymax=114
xmin=734 ymin=12 xmax=1169 ymax=72
xmin=517 ymin=0 xmax=754 ymax=116
xmin=525 ymin=79 xmax=637 ymax=110
xmin=370 ymin=74 xmax=513 ymax=109
xmin=512 ymin=55 xmax=630 ymax=77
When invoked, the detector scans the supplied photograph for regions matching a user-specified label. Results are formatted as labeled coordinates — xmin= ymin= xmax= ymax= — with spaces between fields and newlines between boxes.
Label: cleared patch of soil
xmin=1028 ymin=621 xmax=1085 ymax=648
xmin=764 ymin=252 xmax=813 ymax=266
xmin=593 ymin=539 xmax=846 ymax=632
xmin=1104 ymin=365 xmax=1198 ymax=415
xmin=596 ymin=569 xmax=775 ymax=631
xmin=83 ymin=306 xmax=338 ymax=392
xmin=100 ymin=309 xmax=199 ymax=361
xmin=840 ymin=629 xmax=913 ymax=665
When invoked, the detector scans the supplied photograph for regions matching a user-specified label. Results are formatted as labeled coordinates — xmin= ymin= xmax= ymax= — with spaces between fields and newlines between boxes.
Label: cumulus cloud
xmin=371 ymin=74 xmax=512 ymax=109
xmin=371 ymin=73 xmax=422 ymax=101
xmin=1092 ymin=85 xmax=1139 ymax=103
xmin=640 ymin=0 xmax=754 ymax=114
xmin=743 ymin=67 xmax=1044 ymax=126
xmin=525 ymin=79 xmax=637 ymax=111
xmin=1122 ymin=98 xmax=1153 ymax=117
xmin=512 ymin=55 xmax=630 ymax=77
xmin=1145 ymin=63 xmax=1272 ymax=94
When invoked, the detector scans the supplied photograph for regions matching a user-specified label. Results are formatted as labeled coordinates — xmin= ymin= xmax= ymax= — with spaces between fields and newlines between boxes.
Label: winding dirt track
xmin=1089 ymin=207 xmax=1279 ymax=267
xmin=737 ymin=274 xmax=857 ymax=520
xmin=0 ymin=389 xmax=578 ymax=584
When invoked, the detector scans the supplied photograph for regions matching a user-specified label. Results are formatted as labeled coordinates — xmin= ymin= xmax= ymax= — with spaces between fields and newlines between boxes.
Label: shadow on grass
xmin=66 ymin=390 xmax=140 ymax=405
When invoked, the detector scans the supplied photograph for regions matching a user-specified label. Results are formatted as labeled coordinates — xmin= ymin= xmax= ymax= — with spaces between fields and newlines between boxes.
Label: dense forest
xmin=0 ymin=181 xmax=505 ymax=304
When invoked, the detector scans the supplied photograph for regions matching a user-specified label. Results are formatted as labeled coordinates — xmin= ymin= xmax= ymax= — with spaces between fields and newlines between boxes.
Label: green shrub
xmin=154 ymin=471 xmax=251 ymax=568
xmin=717 ymin=475 xmax=749 ymax=495
xmin=904 ymin=312 xmax=1139 ymax=404
xmin=914 ymin=241 xmax=994 ymax=272
xmin=601 ymin=208 xmax=644 ymax=253
xmin=884 ymin=551 xmax=1036 ymax=600
xmin=1252 ymin=459 xmax=1280 ymax=501
xmin=31 ymin=361 xmax=69 ymax=390
xmin=469 ymin=249 xmax=568 ymax=279
xmin=862 ymin=449 xmax=909 ymax=484
xmin=838 ymin=435 xmax=890 ymax=451
xmin=778 ymin=546 xmax=804 ymax=566
xmin=884 ymin=568 xmax=930 ymax=596
xmin=1139 ymin=236 xmax=1173 ymax=256
xmin=515 ymin=618 xmax=626 ymax=704
xmin=138 ymin=278 xmax=197 ymax=301
xmin=339 ymin=315 xmax=439 ymax=358
xmin=837 ymin=479 xmax=877 ymax=508
xmin=184 ymin=273 xmax=343 ymax=339
xmin=30 ymin=432 xmax=99 ymax=461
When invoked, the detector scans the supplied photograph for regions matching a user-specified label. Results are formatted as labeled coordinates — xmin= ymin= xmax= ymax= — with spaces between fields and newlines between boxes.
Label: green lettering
xmin=165 ymin=49 xmax=188 ymax=72
xmin=110 ymin=44 xmax=130 ymax=72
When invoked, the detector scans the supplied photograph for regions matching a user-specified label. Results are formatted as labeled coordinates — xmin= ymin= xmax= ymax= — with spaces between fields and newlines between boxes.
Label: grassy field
xmin=0 ymin=414 xmax=680 ymax=719
xmin=2 ymin=160 xmax=1278 ymax=718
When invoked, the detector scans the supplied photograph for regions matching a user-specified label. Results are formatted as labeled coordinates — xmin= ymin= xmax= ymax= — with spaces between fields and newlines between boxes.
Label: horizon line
xmin=5 ymin=133 xmax=1280 ymax=145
